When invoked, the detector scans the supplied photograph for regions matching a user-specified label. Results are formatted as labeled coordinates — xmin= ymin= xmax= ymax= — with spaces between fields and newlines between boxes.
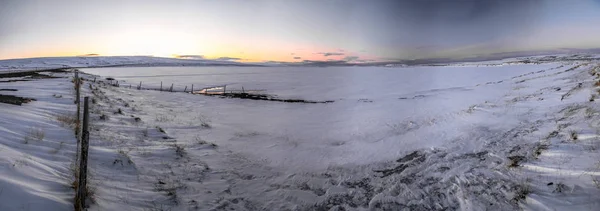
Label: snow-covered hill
xmin=3 ymin=61 xmax=600 ymax=210
xmin=0 ymin=56 xmax=254 ymax=72
xmin=3 ymin=54 xmax=600 ymax=72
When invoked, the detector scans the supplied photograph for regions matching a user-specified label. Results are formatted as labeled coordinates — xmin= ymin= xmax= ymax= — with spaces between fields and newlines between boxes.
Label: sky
xmin=1 ymin=0 xmax=600 ymax=62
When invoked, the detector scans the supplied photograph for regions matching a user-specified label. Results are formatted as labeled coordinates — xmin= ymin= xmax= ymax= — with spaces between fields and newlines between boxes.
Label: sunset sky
xmin=1 ymin=0 xmax=600 ymax=62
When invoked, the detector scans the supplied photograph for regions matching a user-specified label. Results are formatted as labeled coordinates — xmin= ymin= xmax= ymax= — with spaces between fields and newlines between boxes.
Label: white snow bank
xmin=77 ymin=62 xmax=600 ymax=210
xmin=0 ymin=71 xmax=78 ymax=210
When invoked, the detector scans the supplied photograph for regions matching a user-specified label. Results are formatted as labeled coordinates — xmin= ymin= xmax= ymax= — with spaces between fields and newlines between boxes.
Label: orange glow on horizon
xmin=0 ymin=24 xmax=381 ymax=62
xmin=0 ymin=32 xmax=378 ymax=62
xmin=1 ymin=49 xmax=378 ymax=63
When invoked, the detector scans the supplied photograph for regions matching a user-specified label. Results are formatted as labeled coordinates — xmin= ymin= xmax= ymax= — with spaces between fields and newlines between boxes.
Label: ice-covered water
xmin=83 ymin=64 xmax=560 ymax=169
xmin=82 ymin=65 xmax=555 ymax=101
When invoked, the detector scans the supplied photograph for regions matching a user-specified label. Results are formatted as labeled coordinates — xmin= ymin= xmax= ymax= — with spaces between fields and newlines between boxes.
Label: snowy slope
xmin=0 ymin=71 xmax=78 ymax=210
xmin=0 ymin=56 xmax=251 ymax=72
xmin=78 ymin=63 xmax=600 ymax=210
xmin=2 ymin=62 xmax=600 ymax=210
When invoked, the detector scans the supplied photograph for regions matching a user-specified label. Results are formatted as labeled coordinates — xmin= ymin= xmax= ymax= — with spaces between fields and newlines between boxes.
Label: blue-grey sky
xmin=1 ymin=0 xmax=600 ymax=62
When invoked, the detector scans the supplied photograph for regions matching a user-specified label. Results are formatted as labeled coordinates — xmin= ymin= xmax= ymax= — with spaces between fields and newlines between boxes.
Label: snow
xmin=0 ymin=71 xmax=77 ymax=210
xmin=2 ymin=60 xmax=600 ymax=210
xmin=81 ymin=64 xmax=559 ymax=102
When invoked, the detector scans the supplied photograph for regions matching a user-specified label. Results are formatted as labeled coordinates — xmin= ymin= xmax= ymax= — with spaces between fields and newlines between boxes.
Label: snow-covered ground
xmin=0 ymin=71 xmax=78 ymax=210
xmin=81 ymin=64 xmax=559 ymax=102
xmin=2 ymin=61 xmax=600 ymax=210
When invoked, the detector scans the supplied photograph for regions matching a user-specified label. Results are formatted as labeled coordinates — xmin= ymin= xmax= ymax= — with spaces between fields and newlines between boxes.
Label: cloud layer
xmin=318 ymin=52 xmax=345 ymax=57
xmin=175 ymin=55 xmax=205 ymax=60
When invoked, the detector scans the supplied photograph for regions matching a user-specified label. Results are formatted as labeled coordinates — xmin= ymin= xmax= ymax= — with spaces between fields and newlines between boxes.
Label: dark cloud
xmin=293 ymin=56 xmax=301 ymax=59
xmin=355 ymin=0 xmax=543 ymax=57
xmin=216 ymin=57 xmax=242 ymax=61
xmin=343 ymin=56 xmax=359 ymax=61
xmin=382 ymin=0 xmax=540 ymax=22
xmin=356 ymin=59 xmax=375 ymax=63
xmin=261 ymin=60 xmax=290 ymax=65
xmin=298 ymin=59 xmax=375 ymax=66
xmin=298 ymin=56 xmax=363 ymax=65
xmin=302 ymin=60 xmax=348 ymax=66
xmin=318 ymin=52 xmax=345 ymax=57
xmin=175 ymin=55 xmax=205 ymax=60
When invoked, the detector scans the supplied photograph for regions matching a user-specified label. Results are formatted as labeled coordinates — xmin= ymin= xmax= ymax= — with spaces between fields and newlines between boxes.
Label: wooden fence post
xmin=170 ymin=83 xmax=173 ymax=92
xmin=74 ymin=71 xmax=81 ymax=137
xmin=160 ymin=82 xmax=163 ymax=91
xmin=74 ymin=71 xmax=80 ymax=104
xmin=75 ymin=97 xmax=90 ymax=211
xmin=242 ymin=86 xmax=245 ymax=94
xmin=138 ymin=81 xmax=142 ymax=90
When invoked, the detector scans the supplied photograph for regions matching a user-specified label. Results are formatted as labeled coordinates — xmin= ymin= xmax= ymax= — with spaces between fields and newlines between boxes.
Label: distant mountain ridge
xmin=292 ymin=48 xmax=600 ymax=67
xmin=2 ymin=48 xmax=600 ymax=71
xmin=0 ymin=56 xmax=258 ymax=71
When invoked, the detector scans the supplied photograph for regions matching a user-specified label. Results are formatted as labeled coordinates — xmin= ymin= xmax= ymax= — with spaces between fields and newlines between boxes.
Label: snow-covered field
xmin=81 ymin=65 xmax=558 ymax=101
xmin=0 ymin=71 xmax=78 ymax=210
xmin=2 ymin=61 xmax=600 ymax=210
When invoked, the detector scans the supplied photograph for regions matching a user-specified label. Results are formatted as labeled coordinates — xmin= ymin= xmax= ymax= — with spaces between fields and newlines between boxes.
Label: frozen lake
xmin=82 ymin=65 xmax=554 ymax=101
xmin=82 ymin=64 xmax=561 ymax=169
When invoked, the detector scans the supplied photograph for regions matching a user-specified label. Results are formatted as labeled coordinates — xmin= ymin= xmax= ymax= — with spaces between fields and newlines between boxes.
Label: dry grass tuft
xmin=534 ymin=143 xmax=549 ymax=158
xmin=56 ymin=113 xmax=77 ymax=127
xmin=156 ymin=126 xmax=166 ymax=134
xmin=142 ymin=128 xmax=149 ymax=137
xmin=570 ymin=130 xmax=578 ymax=141
xmin=512 ymin=183 xmax=531 ymax=203
xmin=507 ymin=156 xmax=526 ymax=168
xmin=99 ymin=114 xmax=109 ymax=121
xmin=24 ymin=127 xmax=45 ymax=143
xmin=173 ymin=144 xmax=186 ymax=158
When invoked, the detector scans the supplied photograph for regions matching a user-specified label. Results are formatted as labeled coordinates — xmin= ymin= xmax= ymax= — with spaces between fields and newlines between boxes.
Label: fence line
xmin=74 ymin=71 xmax=81 ymax=171
xmin=94 ymin=78 xmax=265 ymax=95
xmin=75 ymin=70 xmax=81 ymax=137
xmin=75 ymin=97 xmax=90 ymax=211
xmin=73 ymin=70 xmax=90 ymax=211
xmin=72 ymin=71 xmax=264 ymax=210
xmin=69 ymin=73 xmax=272 ymax=209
